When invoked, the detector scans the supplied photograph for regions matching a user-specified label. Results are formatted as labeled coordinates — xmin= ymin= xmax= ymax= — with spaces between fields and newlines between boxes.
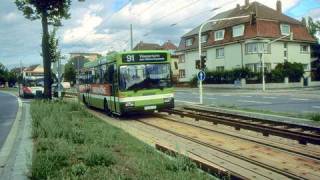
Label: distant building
xmin=133 ymin=41 xmax=163 ymax=51
xmin=69 ymin=52 xmax=101 ymax=70
xmin=177 ymin=0 xmax=317 ymax=82
xmin=23 ymin=64 xmax=44 ymax=80
xmin=69 ymin=52 xmax=101 ymax=62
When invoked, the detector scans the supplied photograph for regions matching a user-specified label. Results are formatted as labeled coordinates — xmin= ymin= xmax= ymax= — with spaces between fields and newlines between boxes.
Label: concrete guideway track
xmin=154 ymin=113 xmax=320 ymax=161
xmin=165 ymin=107 xmax=320 ymax=145
xmin=137 ymin=117 xmax=320 ymax=180
xmin=85 ymin=107 xmax=320 ymax=180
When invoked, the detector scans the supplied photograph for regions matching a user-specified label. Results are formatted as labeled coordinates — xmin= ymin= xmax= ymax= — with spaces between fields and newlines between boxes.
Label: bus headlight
xmin=164 ymin=97 xmax=173 ymax=103
xmin=125 ymin=101 xmax=135 ymax=107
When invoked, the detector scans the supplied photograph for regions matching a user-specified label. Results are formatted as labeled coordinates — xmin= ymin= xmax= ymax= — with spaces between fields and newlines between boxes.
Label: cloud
xmin=2 ymin=12 xmax=18 ymax=22
xmin=1 ymin=0 xmax=318 ymax=68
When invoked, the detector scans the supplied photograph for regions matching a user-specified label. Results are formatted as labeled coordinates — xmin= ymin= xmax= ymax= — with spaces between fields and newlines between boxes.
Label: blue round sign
xmin=197 ymin=71 xmax=206 ymax=81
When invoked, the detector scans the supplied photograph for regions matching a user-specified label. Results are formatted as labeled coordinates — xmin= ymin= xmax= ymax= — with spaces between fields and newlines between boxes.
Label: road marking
xmin=240 ymin=96 xmax=252 ymax=98
xmin=207 ymin=97 xmax=217 ymax=100
xmin=221 ymin=94 xmax=231 ymax=97
xmin=290 ymin=98 xmax=310 ymax=101
xmin=237 ymin=100 xmax=272 ymax=105
xmin=262 ymin=96 xmax=277 ymax=99
xmin=175 ymin=100 xmax=197 ymax=104
xmin=312 ymin=106 xmax=320 ymax=109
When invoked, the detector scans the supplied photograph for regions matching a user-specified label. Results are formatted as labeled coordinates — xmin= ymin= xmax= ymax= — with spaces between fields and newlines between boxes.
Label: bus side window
xmin=108 ymin=65 xmax=114 ymax=83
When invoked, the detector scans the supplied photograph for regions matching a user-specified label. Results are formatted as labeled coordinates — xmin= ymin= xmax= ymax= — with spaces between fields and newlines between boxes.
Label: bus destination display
xmin=122 ymin=53 xmax=167 ymax=63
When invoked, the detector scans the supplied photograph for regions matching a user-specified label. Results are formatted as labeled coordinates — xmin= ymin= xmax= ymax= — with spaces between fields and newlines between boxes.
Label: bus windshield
xmin=119 ymin=64 xmax=171 ymax=91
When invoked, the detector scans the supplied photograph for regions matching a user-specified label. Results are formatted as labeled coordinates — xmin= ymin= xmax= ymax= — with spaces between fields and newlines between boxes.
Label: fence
xmin=203 ymin=77 xmax=320 ymax=89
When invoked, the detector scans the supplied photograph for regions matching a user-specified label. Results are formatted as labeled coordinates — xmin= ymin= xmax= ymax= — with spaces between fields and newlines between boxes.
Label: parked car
xmin=19 ymin=80 xmax=44 ymax=98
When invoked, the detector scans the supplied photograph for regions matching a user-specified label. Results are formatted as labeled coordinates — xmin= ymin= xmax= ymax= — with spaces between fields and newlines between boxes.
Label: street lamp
xmin=247 ymin=32 xmax=293 ymax=92
xmin=198 ymin=15 xmax=250 ymax=104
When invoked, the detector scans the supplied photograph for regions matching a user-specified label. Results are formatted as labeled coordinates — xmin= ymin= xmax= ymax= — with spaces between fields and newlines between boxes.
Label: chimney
xmin=276 ymin=0 xmax=282 ymax=14
xmin=245 ymin=0 xmax=249 ymax=6
xmin=236 ymin=4 xmax=240 ymax=9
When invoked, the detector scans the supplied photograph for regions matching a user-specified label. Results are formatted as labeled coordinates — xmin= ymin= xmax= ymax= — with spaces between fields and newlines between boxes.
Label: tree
xmin=49 ymin=27 xmax=61 ymax=63
xmin=302 ymin=17 xmax=320 ymax=42
xmin=0 ymin=63 xmax=8 ymax=85
xmin=64 ymin=61 xmax=76 ymax=85
xmin=15 ymin=0 xmax=83 ymax=99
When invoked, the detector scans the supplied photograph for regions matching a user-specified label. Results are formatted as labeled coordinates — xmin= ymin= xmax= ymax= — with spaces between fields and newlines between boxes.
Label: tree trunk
xmin=41 ymin=12 xmax=52 ymax=99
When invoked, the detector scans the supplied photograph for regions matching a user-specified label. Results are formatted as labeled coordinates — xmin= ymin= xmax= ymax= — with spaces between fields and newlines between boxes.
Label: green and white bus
xmin=79 ymin=50 xmax=174 ymax=116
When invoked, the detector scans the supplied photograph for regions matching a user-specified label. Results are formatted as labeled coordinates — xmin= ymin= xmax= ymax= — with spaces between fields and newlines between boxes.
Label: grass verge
xmin=30 ymin=100 xmax=215 ymax=179
xmin=310 ymin=114 xmax=320 ymax=122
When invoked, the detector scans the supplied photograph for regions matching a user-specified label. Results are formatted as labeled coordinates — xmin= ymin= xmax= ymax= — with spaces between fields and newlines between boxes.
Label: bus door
xmin=108 ymin=64 xmax=118 ymax=113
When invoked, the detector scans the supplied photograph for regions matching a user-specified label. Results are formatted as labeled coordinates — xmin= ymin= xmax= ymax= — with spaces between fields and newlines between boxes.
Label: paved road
xmin=0 ymin=92 xmax=18 ymax=149
xmin=175 ymin=88 xmax=320 ymax=114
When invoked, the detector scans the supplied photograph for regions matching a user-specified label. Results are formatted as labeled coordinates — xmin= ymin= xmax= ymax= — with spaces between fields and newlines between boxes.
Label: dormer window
xmin=201 ymin=34 xmax=208 ymax=43
xmin=185 ymin=38 xmax=193 ymax=47
xmin=233 ymin=24 xmax=245 ymax=37
xmin=280 ymin=24 xmax=290 ymax=35
xmin=214 ymin=30 xmax=225 ymax=41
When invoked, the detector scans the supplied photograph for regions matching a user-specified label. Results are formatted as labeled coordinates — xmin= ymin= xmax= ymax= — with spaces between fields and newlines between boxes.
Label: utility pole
xmin=198 ymin=15 xmax=250 ymax=104
xmin=58 ymin=57 xmax=62 ymax=98
xmin=130 ymin=24 xmax=133 ymax=50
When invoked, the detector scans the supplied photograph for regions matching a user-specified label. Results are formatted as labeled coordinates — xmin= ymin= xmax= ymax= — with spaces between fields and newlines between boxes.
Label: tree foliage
xmin=49 ymin=27 xmax=61 ymax=63
xmin=302 ymin=16 xmax=320 ymax=42
xmin=15 ymin=0 xmax=71 ymax=25
xmin=64 ymin=61 xmax=76 ymax=85
xmin=266 ymin=62 xmax=304 ymax=83
xmin=0 ymin=63 xmax=18 ymax=86
xmin=15 ymin=0 xmax=83 ymax=99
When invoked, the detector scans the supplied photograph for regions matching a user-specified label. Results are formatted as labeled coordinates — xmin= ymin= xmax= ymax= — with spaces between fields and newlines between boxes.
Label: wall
xmin=178 ymin=51 xmax=198 ymax=82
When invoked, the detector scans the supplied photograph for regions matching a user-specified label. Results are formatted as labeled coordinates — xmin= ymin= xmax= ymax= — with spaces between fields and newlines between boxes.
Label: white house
xmin=177 ymin=0 xmax=317 ymax=82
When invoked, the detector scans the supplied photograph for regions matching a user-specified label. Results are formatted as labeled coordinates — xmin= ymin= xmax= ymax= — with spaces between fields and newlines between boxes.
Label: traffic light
xmin=195 ymin=60 xmax=201 ymax=69
xmin=200 ymin=56 xmax=207 ymax=69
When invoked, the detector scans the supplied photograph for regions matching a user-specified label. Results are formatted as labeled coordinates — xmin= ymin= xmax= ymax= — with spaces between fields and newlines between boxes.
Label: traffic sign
xmin=197 ymin=71 xmax=206 ymax=81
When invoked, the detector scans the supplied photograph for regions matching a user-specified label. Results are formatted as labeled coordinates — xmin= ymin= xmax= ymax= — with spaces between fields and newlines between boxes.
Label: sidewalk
xmin=0 ymin=99 xmax=32 ymax=179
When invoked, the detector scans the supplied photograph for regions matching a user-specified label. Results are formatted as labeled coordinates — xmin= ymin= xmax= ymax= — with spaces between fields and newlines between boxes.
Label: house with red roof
xmin=176 ymin=0 xmax=317 ymax=82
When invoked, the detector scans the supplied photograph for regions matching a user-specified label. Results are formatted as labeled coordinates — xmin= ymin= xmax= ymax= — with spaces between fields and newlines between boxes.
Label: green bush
xmin=71 ymin=162 xmax=87 ymax=176
xmin=194 ymin=68 xmax=259 ymax=84
xmin=311 ymin=114 xmax=320 ymax=122
xmin=84 ymin=148 xmax=116 ymax=167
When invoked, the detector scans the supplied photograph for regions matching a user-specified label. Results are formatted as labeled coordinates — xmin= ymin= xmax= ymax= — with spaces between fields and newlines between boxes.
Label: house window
xmin=284 ymin=42 xmax=287 ymax=49
xmin=179 ymin=69 xmax=186 ymax=78
xmin=216 ymin=66 xmax=224 ymax=71
xmin=303 ymin=64 xmax=309 ymax=71
xmin=201 ymin=34 xmax=208 ymax=43
xmin=232 ymin=24 xmax=245 ymax=37
xmin=284 ymin=51 xmax=287 ymax=57
xmin=216 ymin=48 xmax=224 ymax=58
xmin=185 ymin=38 xmax=193 ymax=47
xmin=179 ymin=55 xmax=185 ymax=63
xmin=245 ymin=43 xmax=269 ymax=54
xmin=300 ymin=45 xmax=309 ymax=53
xmin=280 ymin=24 xmax=290 ymax=35
xmin=214 ymin=30 xmax=225 ymax=41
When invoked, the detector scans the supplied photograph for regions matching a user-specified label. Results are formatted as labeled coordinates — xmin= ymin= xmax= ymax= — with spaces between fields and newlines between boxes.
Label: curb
xmin=0 ymin=94 xmax=23 ymax=173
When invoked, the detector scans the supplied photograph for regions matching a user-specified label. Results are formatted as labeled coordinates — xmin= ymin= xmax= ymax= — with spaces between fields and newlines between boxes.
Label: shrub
xmin=71 ymin=162 xmax=87 ymax=176
xmin=311 ymin=114 xmax=320 ymax=122
xmin=84 ymin=148 xmax=116 ymax=167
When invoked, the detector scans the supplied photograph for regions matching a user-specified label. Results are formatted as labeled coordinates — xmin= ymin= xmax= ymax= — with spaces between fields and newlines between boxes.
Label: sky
xmin=0 ymin=0 xmax=319 ymax=69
